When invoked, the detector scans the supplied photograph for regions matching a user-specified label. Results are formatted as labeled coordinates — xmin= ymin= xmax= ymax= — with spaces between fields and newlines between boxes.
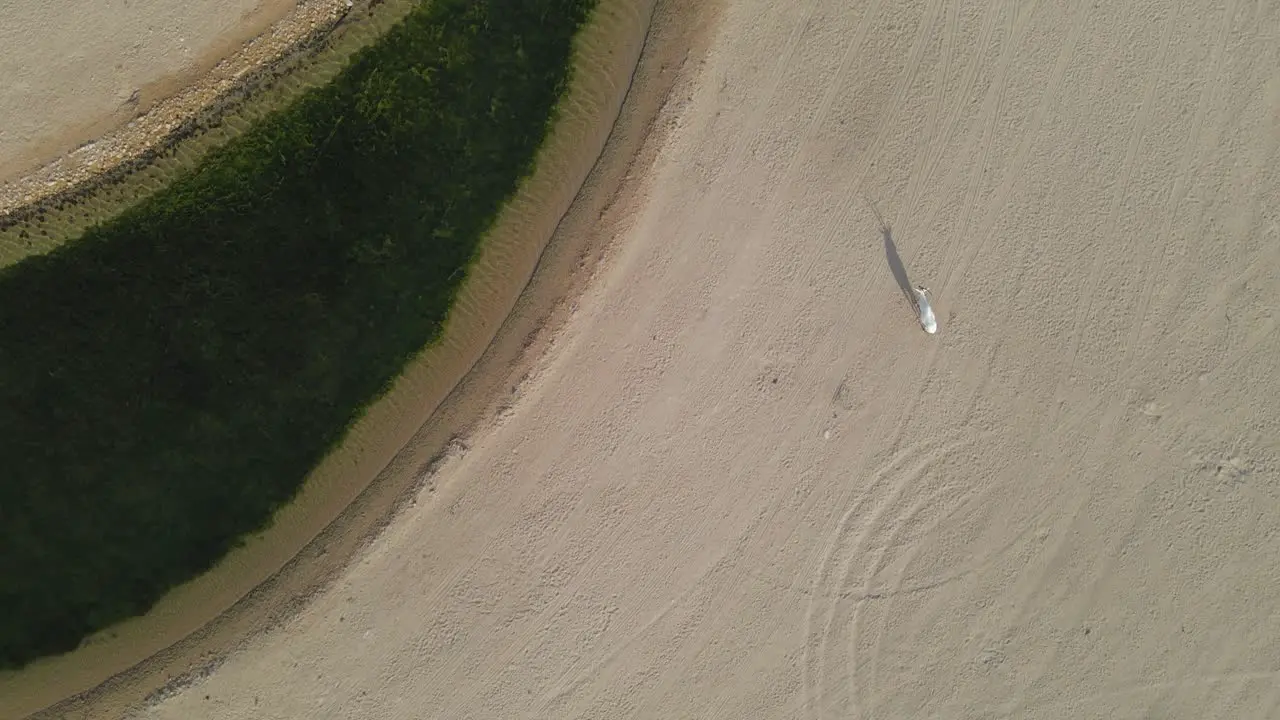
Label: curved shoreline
xmin=0 ymin=0 xmax=670 ymax=716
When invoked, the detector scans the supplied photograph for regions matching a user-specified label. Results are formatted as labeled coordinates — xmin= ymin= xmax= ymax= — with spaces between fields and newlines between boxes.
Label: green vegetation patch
xmin=0 ymin=0 xmax=595 ymax=669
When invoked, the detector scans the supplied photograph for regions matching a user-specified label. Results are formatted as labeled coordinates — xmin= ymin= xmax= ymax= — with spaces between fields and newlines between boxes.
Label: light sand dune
xmin=0 ymin=0 xmax=308 ymax=184
xmin=29 ymin=0 xmax=1280 ymax=716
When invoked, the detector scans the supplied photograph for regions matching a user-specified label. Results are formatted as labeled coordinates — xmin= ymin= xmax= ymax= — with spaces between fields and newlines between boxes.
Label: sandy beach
xmin=0 ymin=0 xmax=351 ymax=219
xmin=11 ymin=0 xmax=1280 ymax=717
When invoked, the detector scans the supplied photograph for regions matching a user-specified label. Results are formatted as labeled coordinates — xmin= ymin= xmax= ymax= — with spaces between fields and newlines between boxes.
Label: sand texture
xmin=17 ymin=0 xmax=1280 ymax=716
xmin=0 ymin=0 xmax=350 ymax=217
xmin=0 ymin=0 xmax=298 ymax=183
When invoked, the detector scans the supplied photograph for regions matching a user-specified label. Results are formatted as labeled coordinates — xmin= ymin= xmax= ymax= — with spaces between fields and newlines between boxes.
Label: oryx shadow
xmin=864 ymin=198 xmax=917 ymax=316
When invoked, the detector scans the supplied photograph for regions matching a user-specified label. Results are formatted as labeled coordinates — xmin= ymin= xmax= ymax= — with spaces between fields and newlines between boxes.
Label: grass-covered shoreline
xmin=0 ymin=0 xmax=596 ymax=670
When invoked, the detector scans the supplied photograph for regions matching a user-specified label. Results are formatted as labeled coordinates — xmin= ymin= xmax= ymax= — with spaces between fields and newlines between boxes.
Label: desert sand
xmin=16 ymin=0 xmax=1280 ymax=716
xmin=0 ymin=0 xmax=350 ymax=218
xmin=0 ymin=0 xmax=304 ymax=183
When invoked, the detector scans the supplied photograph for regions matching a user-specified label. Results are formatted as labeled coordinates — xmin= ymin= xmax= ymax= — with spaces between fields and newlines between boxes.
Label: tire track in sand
xmin=933 ymin=0 xmax=1082 ymax=301
xmin=802 ymin=428 xmax=992 ymax=719
xmin=1040 ymin=3 xmax=1179 ymax=429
